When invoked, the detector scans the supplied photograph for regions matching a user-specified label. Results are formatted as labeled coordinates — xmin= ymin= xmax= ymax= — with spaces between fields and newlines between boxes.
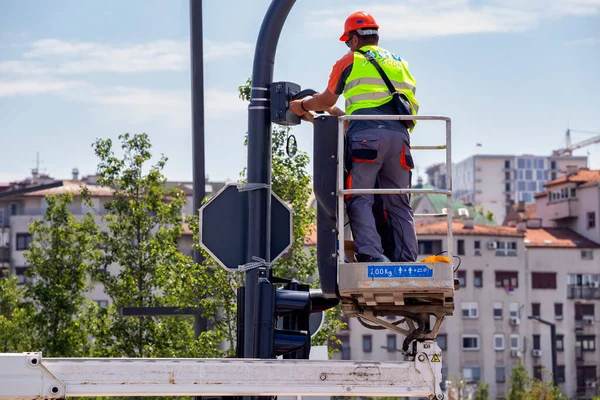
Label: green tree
xmin=24 ymin=194 xmax=100 ymax=357
xmin=473 ymin=381 xmax=490 ymax=400
xmin=238 ymin=79 xmax=345 ymax=351
xmin=508 ymin=363 xmax=565 ymax=400
xmin=91 ymin=133 xmax=223 ymax=358
xmin=0 ymin=271 xmax=32 ymax=352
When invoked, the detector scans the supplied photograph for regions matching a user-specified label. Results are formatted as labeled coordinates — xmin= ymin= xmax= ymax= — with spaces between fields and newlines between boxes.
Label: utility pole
xmin=189 ymin=0 xmax=207 ymax=334
xmin=528 ymin=316 xmax=557 ymax=386
xmin=244 ymin=0 xmax=296 ymax=360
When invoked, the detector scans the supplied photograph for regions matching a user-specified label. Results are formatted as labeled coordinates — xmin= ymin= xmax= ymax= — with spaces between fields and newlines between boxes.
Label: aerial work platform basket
xmin=313 ymin=114 xmax=456 ymax=350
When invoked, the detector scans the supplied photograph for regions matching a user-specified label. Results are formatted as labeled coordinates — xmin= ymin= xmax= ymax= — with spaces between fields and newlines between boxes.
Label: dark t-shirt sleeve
xmin=327 ymin=52 xmax=354 ymax=95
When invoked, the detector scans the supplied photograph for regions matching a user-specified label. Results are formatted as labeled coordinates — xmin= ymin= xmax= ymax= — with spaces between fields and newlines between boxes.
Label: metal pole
xmin=550 ymin=322 xmax=557 ymax=387
xmin=244 ymin=0 xmax=296 ymax=360
xmin=190 ymin=0 xmax=207 ymax=334
xmin=528 ymin=316 xmax=557 ymax=386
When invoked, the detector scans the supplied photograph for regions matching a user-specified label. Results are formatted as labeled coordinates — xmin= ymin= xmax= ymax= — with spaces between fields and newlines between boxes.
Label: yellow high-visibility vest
xmin=343 ymin=45 xmax=419 ymax=128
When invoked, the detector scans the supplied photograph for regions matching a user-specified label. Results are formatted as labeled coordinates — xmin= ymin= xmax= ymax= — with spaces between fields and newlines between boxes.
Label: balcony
xmin=547 ymin=199 xmax=579 ymax=220
xmin=568 ymin=285 xmax=600 ymax=300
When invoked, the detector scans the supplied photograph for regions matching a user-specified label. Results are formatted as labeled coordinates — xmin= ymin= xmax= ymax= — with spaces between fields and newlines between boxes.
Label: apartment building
xmin=0 ymin=172 xmax=227 ymax=307
xmin=452 ymin=154 xmax=587 ymax=225
xmin=525 ymin=224 xmax=600 ymax=399
xmin=535 ymin=168 xmax=600 ymax=245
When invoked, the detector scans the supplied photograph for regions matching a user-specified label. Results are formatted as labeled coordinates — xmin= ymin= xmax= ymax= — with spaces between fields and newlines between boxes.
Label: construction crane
xmin=552 ymin=129 xmax=600 ymax=156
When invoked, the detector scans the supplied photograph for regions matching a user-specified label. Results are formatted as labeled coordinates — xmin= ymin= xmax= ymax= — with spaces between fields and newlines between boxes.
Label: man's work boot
xmin=355 ymin=253 xmax=391 ymax=263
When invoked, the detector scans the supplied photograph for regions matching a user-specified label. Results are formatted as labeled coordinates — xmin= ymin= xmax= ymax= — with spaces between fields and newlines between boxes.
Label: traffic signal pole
xmin=189 ymin=0 xmax=207 ymax=334
xmin=244 ymin=0 xmax=296 ymax=359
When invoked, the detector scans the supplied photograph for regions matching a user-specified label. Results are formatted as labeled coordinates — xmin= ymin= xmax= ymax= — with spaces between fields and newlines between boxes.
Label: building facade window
xmin=16 ymin=233 xmax=33 ymax=251
xmin=509 ymin=302 xmax=520 ymax=318
xmin=362 ymin=335 xmax=373 ymax=353
xmin=474 ymin=271 xmax=483 ymax=288
xmin=463 ymin=366 xmax=481 ymax=383
xmin=418 ymin=240 xmax=443 ymax=255
xmin=437 ymin=334 xmax=447 ymax=351
xmin=532 ymin=303 xmax=541 ymax=318
xmin=533 ymin=366 xmax=543 ymax=381
xmin=457 ymin=270 xmax=466 ymax=288
xmin=588 ymin=212 xmax=596 ymax=229
xmin=533 ymin=334 xmax=541 ymax=350
xmin=581 ymin=250 xmax=594 ymax=260
xmin=556 ymin=335 xmax=564 ymax=351
xmin=386 ymin=335 xmax=397 ymax=352
xmin=493 ymin=334 xmax=505 ymax=350
xmin=496 ymin=366 xmax=506 ymax=383
xmin=496 ymin=271 xmax=519 ymax=288
xmin=576 ymin=335 xmax=595 ymax=352
xmin=457 ymin=239 xmax=465 ymax=255
xmin=493 ymin=302 xmax=503 ymax=319
xmin=495 ymin=241 xmax=517 ymax=256
xmin=532 ymin=272 xmax=557 ymax=289
xmin=339 ymin=336 xmax=350 ymax=360
xmin=95 ymin=300 xmax=108 ymax=308
xmin=555 ymin=303 xmax=563 ymax=319
xmin=504 ymin=160 xmax=511 ymax=169
xmin=556 ymin=366 xmax=565 ymax=383
xmin=461 ymin=302 xmax=479 ymax=319
xmin=462 ymin=335 xmax=480 ymax=351
xmin=510 ymin=335 xmax=520 ymax=350
xmin=474 ymin=240 xmax=481 ymax=256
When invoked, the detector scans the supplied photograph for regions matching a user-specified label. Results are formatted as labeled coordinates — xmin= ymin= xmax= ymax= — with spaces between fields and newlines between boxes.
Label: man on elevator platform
xmin=290 ymin=11 xmax=419 ymax=263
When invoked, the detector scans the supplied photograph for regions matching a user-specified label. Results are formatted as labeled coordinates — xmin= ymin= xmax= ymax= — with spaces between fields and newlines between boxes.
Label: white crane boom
xmin=0 ymin=341 xmax=445 ymax=400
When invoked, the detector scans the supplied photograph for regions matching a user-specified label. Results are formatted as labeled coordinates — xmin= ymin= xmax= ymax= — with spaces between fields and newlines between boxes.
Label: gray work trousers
xmin=346 ymin=127 xmax=418 ymax=262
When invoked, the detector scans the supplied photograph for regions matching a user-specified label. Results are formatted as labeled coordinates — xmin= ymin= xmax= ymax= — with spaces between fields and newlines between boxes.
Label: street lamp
xmin=528 ymin=315 xmax=557 ymax=386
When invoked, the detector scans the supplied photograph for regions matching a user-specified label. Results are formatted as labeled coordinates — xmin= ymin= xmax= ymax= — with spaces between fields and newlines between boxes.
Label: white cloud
xmin=0 ymin=78 xmax=245 ymax=128
xmin=0 ymin=38 xmax=253 ymax=75
xmin=564 ymin=37 xmax=599 ymax=46
xmin=0 ymin=79 xmax=84 ymax=96
xmin=308 ymin=0 xmax=600 ymax=39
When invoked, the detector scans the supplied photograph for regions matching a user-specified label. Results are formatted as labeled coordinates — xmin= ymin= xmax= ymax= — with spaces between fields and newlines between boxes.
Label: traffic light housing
xmin=270 ymin=81 xmax=301 ymax=126
xmin=254 ymin=278 xmax=339 ymax=359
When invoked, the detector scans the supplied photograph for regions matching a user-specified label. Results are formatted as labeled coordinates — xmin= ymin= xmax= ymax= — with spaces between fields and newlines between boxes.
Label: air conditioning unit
xmin=532 ymin=349 xmax=542 ymax=358
xmin=584 ymin=316 xmax=594 ymax=325
xmin=590 ymin=282 xmax=600 ymax=288
xmin=555 ymin=315 xmax=563 ymax=320
xmin=487 ymin=241 xmax=498 ymax=250
xmin=511 ymin=350 xmax=521 ymax=358
xmin=510 ymin=317 xmax=520 ymax=326
xmin=586 ymin=380 xmax=596 ymax=388
xmin=474 ymin=249 xmax=482 ymax=256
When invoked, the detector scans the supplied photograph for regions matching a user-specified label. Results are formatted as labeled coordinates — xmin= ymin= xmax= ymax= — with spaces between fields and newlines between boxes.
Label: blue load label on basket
xmin=367 ymin=265 xmax=433 ymax=278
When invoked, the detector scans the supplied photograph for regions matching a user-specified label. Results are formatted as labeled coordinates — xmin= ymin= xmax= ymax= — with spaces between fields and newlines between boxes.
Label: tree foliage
xmin=90 ymin=133 xmax=225 ymax=358
xmin=0 ymin=272 xmax=32 ymax=352
xmin=24 ymin=193 xmax=99 ymax=357
xmin=508 ymin=363 xmax=565 ymax=400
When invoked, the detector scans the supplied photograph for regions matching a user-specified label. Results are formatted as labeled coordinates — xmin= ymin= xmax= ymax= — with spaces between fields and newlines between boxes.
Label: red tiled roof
xmin=545 ymin=168 xmax=600 ymax=187
xmin=525 ymin=227 xmax=600 ymax=248
xmin=503 ymin=203 xmax=536 ymax=224
xmin=416 ymin=221 xmax=524 ymax=237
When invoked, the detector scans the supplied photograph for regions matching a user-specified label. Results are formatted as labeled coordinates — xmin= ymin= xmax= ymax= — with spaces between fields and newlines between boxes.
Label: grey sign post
xmin=199 ymin=183 xmax=292 ymax=272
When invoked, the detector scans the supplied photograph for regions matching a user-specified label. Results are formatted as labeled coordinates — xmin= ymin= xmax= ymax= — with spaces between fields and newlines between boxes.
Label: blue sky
xmin=0 ymin=0 xmax=599 ymax=184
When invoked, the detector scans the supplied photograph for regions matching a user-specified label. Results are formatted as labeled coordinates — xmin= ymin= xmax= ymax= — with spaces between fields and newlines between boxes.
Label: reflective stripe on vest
xmin=344 ymin=77 xmax=416 ymax=94
xmin=343 ymin=45 xmax=419 ymax=122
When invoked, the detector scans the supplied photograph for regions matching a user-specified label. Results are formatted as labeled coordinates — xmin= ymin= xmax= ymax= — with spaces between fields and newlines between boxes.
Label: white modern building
xmin=452 ymin=154 xmax=587 ymax=224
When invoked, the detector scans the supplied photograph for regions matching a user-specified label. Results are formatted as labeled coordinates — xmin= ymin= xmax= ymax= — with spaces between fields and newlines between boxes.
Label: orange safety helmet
xmin=339 ymin=11 xmax=379 ymax=42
